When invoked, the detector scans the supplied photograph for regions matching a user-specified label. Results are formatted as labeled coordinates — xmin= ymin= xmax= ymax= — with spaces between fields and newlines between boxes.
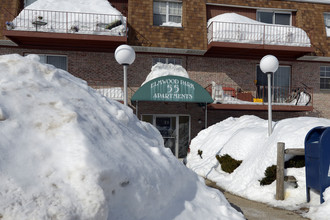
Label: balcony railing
xmin=5 ymin=9 xmax=126 ymax=36
xmin=207 ymin=21 xmax=311 ymax=47
xmin=88 ymin=80 xmax=138 ymax=104
xmin=207 ymin=83 xmax=313 ymax=107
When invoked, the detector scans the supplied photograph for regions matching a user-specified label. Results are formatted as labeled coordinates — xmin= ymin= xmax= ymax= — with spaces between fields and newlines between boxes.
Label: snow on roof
xmin=0 ymin=54 xmax=244 ymax=219
xmin=288 ymin=0 xmax=330 ymax=4
xmin=26 ymin=0 xmax=122 ymax=15
xmin=208 ymin=13 xmax=261 ymax=26
xmin=142 ymin=63 xmax=189 ymax=86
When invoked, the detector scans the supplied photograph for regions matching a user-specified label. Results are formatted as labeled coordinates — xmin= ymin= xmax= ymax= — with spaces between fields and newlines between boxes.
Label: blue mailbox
xmin=305 ymin=126 xmax=330 ymax=204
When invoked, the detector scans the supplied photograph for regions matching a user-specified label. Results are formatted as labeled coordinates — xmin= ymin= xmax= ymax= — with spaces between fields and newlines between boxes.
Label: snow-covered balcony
xmin=206 ymin=82 xmax=313 ymax=112
xmin=206 ymin=13 xmax=314 ymax=59
xmin=3 ymin=9 xmax=127 ymax=51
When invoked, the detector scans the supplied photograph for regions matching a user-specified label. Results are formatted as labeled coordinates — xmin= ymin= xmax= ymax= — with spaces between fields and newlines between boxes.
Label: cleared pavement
xmin=205 ymin=179 xmax=310 ymax=220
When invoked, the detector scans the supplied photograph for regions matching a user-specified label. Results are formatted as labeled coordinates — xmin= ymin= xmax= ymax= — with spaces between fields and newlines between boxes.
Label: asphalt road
xmin=205 ymin=179 xmax=310 ymax=220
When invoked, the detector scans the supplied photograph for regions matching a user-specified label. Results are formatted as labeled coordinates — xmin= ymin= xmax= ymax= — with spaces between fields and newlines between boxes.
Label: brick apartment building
xmin=1 ymin=0 xmax=330 ymax=158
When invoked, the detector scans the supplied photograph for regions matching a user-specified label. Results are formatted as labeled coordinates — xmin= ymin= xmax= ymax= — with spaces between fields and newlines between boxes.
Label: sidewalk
xmin=205 ymin=179 xmax=310 ymax=220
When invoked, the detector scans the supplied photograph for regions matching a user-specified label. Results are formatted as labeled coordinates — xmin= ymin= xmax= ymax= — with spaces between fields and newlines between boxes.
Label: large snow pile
xmin=9 ymin=0 xmax=126 ymax=36
xmin=0 ymin=54 xmax=244 ymax=220
xmin=141 ymin=63 xmax=189 ymax=86
xmin=207 ymin=13 xmax=311 ymax=47
xmin=186 ymin=115 xmax=330 ymax=220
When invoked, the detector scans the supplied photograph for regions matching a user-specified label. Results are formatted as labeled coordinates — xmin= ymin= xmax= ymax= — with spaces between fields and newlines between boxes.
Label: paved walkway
xmin=205 ymin=179 xmax=310 ymax=220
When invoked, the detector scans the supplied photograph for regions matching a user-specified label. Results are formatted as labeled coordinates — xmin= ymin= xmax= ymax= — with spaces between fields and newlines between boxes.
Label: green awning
xmin=131 ymin=75 xmax=213 ymax=103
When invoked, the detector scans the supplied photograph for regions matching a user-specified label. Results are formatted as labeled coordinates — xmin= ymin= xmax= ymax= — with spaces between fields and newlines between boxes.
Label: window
xmin=24 ymin=0 xmax=37 ymax=7
xmin=324 ymin=13 xmax=330 ymax=37
xmin=257 ymin=11 xmax=291 ymax=25
xmin=39 ymin=55 xmax=67 ymax=71
xmin=153 ymin=1 xmax=182 ymax=26
xmin=256 ymin=65 xmax=291 ymax=102
xmin=25 ymin=54 xmax=68 ymax=71
xmin=320 ymin=66 xmax=330 ymax=89
xmin=152 ymin=57 xmax=182 ymax=66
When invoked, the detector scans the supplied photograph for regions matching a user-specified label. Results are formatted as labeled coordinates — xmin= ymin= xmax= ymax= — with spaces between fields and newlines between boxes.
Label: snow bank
xmin=186 ymin=115 xmax=330 ymax=219
xmin=0 ymin=54 xmax=244 ymax=220
xmin=307 ymin=188 xmax=330 ymax=220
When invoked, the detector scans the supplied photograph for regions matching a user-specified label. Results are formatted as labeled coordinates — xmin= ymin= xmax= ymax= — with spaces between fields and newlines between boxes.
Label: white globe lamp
xmin=260 ymin=55 xmax=279 ymax=74
xmin=260 ymin=55 xmax=279 ymax=136
xmin=115 ymin=45 xmax=136 ymax=106
xmin=115 ymin=45 xmax=136 ymax=65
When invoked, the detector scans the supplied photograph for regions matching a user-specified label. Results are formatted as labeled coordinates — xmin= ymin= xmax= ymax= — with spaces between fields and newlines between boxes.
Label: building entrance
xmin=142 ymin=115 xmax=190 ymax=158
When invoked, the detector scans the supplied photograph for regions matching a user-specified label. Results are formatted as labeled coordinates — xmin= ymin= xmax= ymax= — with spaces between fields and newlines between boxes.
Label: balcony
xmin=89 ymin=80 xmax=124 ymax=102
xmin=3 ymin=9 xmax=127 ymax=51
xmin=206 ymin=83 xmax=313 ymax=112
xmin=206 ymin=21 xmax=314 ymax=60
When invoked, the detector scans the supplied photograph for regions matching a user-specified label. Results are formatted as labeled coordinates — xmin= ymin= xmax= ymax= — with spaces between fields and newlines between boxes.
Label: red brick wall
xmin=127 ymin=0 xmax=330 ymax=55
xmin=109 ymin=0 xmax=128 ymax=17
xmin=2 ymin=0 xmax=330 ymax=57
xmin=128 ymin=0 xmax=207 ymax=50
xmin=0 ymin=0 xmax=22 ymax=39
xmin=1 ymin=47 xmax=329 ymax=134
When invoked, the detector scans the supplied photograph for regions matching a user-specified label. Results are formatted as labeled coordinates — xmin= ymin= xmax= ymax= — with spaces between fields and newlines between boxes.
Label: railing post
xmin=276 ymin=142 xmax=285 ymax=200
xmin=66 ymin=12 xmax=68 ymax=33
xmin=263 ymin=24 xmax=265 ymax=45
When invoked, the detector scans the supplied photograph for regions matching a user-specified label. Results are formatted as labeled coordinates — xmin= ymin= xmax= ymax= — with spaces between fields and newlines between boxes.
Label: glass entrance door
xmin=142 ymin=115 xmax=190 ymax=158
xmin=156 ymin=116 xmax=177 ymax=156
xmin=178 ymin=116 xmax=189 ymax=158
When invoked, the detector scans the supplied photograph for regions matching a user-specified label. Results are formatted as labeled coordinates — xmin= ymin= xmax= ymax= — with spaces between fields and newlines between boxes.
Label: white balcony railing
xmin=95 ymin=87 xmax=124 ymax=101
xmin=208 ymin=83 xmax=313 ymax=106
xmin=207 ymin=21 xmax=311 ymax=47
xmin=6 ymin=9 xmax=126 ymax=37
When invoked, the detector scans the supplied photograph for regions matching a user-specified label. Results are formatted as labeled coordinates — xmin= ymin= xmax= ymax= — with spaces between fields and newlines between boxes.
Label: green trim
xmin=131 ymin=75 xmax=213 ymax=103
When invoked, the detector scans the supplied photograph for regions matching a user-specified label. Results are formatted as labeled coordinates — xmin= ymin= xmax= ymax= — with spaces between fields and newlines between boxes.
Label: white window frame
xmin=257 ymin=10 xmax=292 ymax=26
xmin=153 ymin=0 xmax=182 ymax=26
xmin=324 ymin=13 xmax=330 ymax=37
xmin=152 ymin=57 xmax=182 ymax=66
xmin=320 ymin=66 xmax=330 ymax=90
xmin=325 ymin=13 xmax=330 ymax=27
